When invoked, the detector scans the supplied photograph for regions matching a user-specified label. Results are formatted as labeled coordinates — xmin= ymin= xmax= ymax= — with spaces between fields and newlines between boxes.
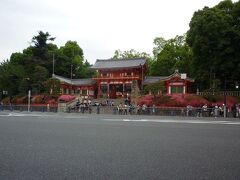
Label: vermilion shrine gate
xmin=53 ymin=58 xmax=194 ymax=99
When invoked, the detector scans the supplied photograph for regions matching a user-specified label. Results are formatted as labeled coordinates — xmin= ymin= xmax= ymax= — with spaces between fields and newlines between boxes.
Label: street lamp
xmin=235 ymin=82 xmax=239 ymax=89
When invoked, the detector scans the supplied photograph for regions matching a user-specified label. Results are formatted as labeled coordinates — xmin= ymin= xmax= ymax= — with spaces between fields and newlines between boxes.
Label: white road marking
xmin=103 ymin=118 xmax=240 ymax=125
xmin=0 ymin=112 xmax=52 ymax=117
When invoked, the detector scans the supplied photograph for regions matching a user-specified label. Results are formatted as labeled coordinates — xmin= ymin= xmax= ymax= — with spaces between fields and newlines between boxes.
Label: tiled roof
xmin=143 ymin=76 xmax=167 ymax=84
xmin=144 ymin=71 xmax=194 ymax=85
xmin=52 ymin=74 xmax=95 ymax=86
xmin=163 ymin=71 xmax=195 ymax=82
xmin=90 ymin=58 xmax=147 ymax=70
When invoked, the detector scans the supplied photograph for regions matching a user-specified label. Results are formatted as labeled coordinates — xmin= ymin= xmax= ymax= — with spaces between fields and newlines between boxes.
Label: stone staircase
xmin=94 ymin=98 xmax=127 ymax=106
xmin=58 ymin=97 xmax=129 ymax=112
xmin=58 ymin=97 xmax=81 ymax=112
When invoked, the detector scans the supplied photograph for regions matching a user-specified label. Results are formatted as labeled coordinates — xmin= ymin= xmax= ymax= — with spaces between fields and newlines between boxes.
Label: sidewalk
xmin=1 ymin=110 xmax=240 ymax=121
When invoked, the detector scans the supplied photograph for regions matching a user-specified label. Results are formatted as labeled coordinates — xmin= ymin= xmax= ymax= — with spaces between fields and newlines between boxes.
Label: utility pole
xmin=28 ymin=90 xmax=31 ymax=112
xmin=224 ymin=77 xmax=227 ymax=118
xmin=52 ymin=53 xmax=55 ymax=76
xmin=71 ymin=64 xmax=73 ymax=94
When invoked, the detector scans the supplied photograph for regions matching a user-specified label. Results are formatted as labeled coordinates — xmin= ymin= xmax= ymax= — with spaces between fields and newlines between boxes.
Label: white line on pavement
xmin=0 ymin=113 xmax=52 ymax=117
xmin=103 ymin=118 xmax=240 ymax=125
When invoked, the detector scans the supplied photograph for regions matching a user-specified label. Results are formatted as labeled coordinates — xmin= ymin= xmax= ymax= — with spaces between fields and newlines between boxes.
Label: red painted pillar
xmin=123 ymin=81 xmax=125 ymax=97
xmin=107 ymin=81 xmax=110 ymax=98
xmin=97 ymin=81 xmax=101 ymax=98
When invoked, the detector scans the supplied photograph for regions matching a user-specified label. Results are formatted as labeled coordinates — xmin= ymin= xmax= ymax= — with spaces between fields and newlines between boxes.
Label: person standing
xmin=214 ymin=105 xmax=219 ymax=118
xmin=202 ymin=104 xmax=208 ymax=117
xmin=232 ymin=104 xmax=237 ymax=118
xmin=0 ymin=101 xmax=3 ymax=111
xmin=152 ymin=104 xmax=156 ymax=115
xmin=142 ymin=104 xmax=147 ymax=115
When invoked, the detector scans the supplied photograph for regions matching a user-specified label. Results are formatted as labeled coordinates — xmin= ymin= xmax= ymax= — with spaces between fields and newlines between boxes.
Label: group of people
xmin=69 ymin=99 xmax=93 ymax=114
xmin=187 ymin=103 xmax=240 ymax=118
xmin=115 ymin=103 xmax=156 ymax=115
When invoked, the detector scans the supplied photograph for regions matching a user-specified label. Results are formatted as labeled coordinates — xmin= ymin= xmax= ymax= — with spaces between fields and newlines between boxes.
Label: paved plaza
xmin=0 ymin=112 xmax=240 ymax=179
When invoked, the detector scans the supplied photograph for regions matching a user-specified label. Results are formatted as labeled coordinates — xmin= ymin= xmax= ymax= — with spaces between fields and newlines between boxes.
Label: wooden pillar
xmin=123 ymin=82 xmax=125 ymax=97
xmin=168 ymin=86 xmax=171 ymax=94
xmin=86 ymin=89 xmax=89 ymax=98
xmin=184 ymin=81 xmax=187 ymax=94
xmin=107 ymin=82 xmax=110 ymax=98
xmin=97 ymin=81 xmax=101 ymax=98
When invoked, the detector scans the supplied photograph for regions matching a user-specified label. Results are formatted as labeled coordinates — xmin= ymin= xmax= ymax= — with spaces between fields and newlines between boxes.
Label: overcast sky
xmin=0 ymin=0 xmax=231 ymax=64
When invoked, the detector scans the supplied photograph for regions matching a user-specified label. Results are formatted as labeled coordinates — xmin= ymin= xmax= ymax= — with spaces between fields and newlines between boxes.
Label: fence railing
xmin=197 ymin=91 xmax=240 ymax=97
xmin=65 ymin=106 xmax=239 ymax=118
xmin=0 ymin=104 xmax=239 ymax=118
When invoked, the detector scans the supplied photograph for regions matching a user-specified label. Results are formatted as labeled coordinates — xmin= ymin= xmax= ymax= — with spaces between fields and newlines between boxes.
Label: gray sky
xmin=0 ymin=0 xmax=230 ymax=64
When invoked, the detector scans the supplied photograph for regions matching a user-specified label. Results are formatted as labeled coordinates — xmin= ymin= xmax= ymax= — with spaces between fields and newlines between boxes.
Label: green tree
xmin=144 ymin=81 xmax=166 ymax=96
xmin=113 ymin=49 xmax=151 ymax=59
xmin=186 ymin=0 xmax=240 ymax=90
xmin=112 ymin=49 xmax=153 ymax=75
xmin=18 ymin=78 xmax=31 ymax=95
xmin=55 ymin=41 xmax=91 ymax=78
xmin=44 ymin=78 xmax=61 ymax=95
xmin=150 ymin=35 xmax=193 ymax=76
xmin=32 ymin=66 xmax=49 ymax=94
xmin=32 ymin=31 xmax=55 ymax=59
xmin=0 ymin=31 xmax=91 ymax=97
xmin=0 ymin=60 xmax=26 ymax=97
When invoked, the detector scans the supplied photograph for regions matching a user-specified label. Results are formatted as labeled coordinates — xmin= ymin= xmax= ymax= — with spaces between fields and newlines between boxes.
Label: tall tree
xmin=150 ymin=35 xmax=193 ymax=76
xmin=31 ymin=31 xmax=55 ymax=59
xmin=186 ymin=0 xmax=240 ymax=90
xmin=0 ymin=31 xmax=91 ymax=97
xmin=55 ymin=41 xmax=93 ymax=78
xmin=113 ymin=49 xmax=151 ymax=60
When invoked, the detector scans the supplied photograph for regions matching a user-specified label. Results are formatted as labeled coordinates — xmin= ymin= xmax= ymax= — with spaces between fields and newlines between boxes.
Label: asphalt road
xmin=0 ymin=112 xmax=240 ymax=180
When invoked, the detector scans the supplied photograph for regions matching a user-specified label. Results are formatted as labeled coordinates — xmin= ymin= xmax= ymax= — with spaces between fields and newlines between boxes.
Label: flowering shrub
xmin=153 ymin=95 xmax=171 ymax=105
xmin=2 ymin=97 xmax=11 ymax=104
xmin=32 ymin=95 xmax=44 ymax=104
xmin=185 ymin=94 xmax=209 ymax=107
xmin=137 ymin=95 xmax=154 ymax=106
xmin=140 ymin=94 xmax=211 ymax=107
xmin=15 ymin=96 xmax=28 ymax=104
xmin=4 ymin=95 xmax=59 ymax=105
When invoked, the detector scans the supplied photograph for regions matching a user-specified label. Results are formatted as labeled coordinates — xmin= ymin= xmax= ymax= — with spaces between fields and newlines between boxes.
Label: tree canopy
xmin=150 ymin=35 xmax=193 ymax=76
xmin=186 ymin=0 xmax=240 ymax=90
xmin=0 ymin=31 xmax=93 ymax=98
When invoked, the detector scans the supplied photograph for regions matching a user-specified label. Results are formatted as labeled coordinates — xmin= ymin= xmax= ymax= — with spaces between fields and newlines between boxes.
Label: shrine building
xmin=91 ymin=58 xmax=147 ymax=98
xmin=144 ymin=70 xmax=194 ymax=94
xmin=53 ymin=58 xmax=194 ymax=99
